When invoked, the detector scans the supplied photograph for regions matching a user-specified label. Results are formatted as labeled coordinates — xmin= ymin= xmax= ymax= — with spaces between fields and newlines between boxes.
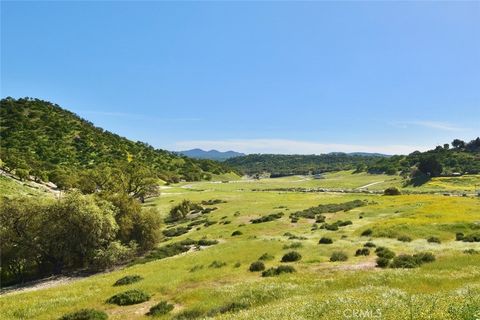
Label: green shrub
xmin=287 ymin=234 xmax=307 ymax=240
xmin=250 ymin=212 xmax=284 ymax=224
xmin=427 ymin=236 xmax=441 ymax=244
xmin=337 ymin=220 xmax=353 ymax=227
xmin=249 ymin=261 xmax=265 ymax=272
xmin=209 ymin=302 xmax=249 ymax=315
xmin=289 ymin=200 xmax=367 ymax=222
xmin=201 ymin=199 xmax=226 ymax=205
xmin=91 ymin=241 xmax=135 ymax=271
xmin=147 ymin=301 xmax=174 ymax=316
xmin=456 ymin=232 xmax=464 ymax=241
xmin=140 ymin=242 xmax=190 ymax=263
xmin=361 ymin=229 xmax=373 ymax=236
xmin=234 ymin=262 xmax=241 ymax=268
xmin=231 ymin=230 xmax=243 ymax=236
xmin=172 ymin=309 xmax=205 ymax=320
xmin=204 ymin=220 xmax=217 ymax=227
xmin=397 ymin=235 xmax=412 ymax=242
xmin=162 ymin=226 xmax=190 ymax=237
xmin=390 ymin=255 xmax=418 ymax=268
xmin=261 ymin=265 xmax=296 ymax=277
xmin=106 ymin=289 xmax=151 ymax=306
xmin=197 ymin=239 xmax=218 ymax=246
xmin=384 ymin=187 xmax=401 ymax=195
xmin=209 ymin=260 xmax=227 ymax=268
xmin=375 ymin=247 xmax=395 ymax=259
xmin=389 ymin=252 xmax=435 ymax=269
xmin=318 ymin=237 xmax=333 ymax=244
xmin=364 ymin=242 xmax=376 ymax=248
xmin=376 ymin=257 xmax=390 ymax=268
xmin=259 ymin=253 xmax=275 ymax=261
xmin=59 ymin=309 xmax=108 ymax=320
xmin=464 ymin=249 xmax=479 ymax=255
xmin=282 ymin=242 xmax=303 ymax=249
xmin=114 ymin=275 xmax=143 ymax=286
xmin=323 ymin=223 xmax=339 ymax=231
xmin=355 ymin=248 xmax=370 ymax=256
xmin=413 ymin=252 xmax=436 ymax=264
xmin=330 ymin=251 xmax=348 ymax=262
xmin=281 ymin=251 xmax=302 ymax=262
xmin=167 ymin=200 xmax=203 ymax=223
xmin=461 ymin=233 xmax=480 ymax=242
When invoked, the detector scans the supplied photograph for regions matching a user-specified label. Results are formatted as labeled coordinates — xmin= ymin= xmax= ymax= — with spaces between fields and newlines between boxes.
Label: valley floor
xmin=1 ymin=172 xmax=480 ymax=320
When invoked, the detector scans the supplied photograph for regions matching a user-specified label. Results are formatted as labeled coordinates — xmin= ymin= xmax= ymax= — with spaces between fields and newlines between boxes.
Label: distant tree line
xmin=225 ymin=138 xmax=480 ymax=180
xmin=224 ymin=153 xmax=384 ymax=176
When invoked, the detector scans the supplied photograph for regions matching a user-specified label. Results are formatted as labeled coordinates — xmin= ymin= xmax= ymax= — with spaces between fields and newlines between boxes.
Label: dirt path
xmin=0 ymin=275 xmax=83 ymax=296
xmin=356 ymin=181 xmax=385 ymax=189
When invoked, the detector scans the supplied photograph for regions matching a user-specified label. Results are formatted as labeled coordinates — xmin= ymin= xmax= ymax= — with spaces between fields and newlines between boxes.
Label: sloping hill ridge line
xmin=0 ymin=97 xmax=236 ymax=184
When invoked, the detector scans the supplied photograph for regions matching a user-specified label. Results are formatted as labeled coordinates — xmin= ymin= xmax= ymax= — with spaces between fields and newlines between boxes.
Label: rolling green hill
xmin=0 ymin=97 xmax=236 ymax=185
xmin=225 ymin=139 xmax=480 ymax=178
xmin=224 ymin=153 xmax=383 ymax=176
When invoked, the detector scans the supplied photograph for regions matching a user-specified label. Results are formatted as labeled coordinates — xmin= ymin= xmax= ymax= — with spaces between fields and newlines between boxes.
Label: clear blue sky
xmin=2 ymin=1 xmax=479 ymax=154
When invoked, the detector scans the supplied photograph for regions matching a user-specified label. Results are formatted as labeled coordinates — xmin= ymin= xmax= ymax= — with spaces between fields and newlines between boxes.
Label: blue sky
xmin=2 ymin=1 xmax=479 ymax=155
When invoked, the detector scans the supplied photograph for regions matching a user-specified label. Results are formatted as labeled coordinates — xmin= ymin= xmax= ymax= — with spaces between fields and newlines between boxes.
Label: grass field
xmin=1 ymin=172 xmax=479 ymax=320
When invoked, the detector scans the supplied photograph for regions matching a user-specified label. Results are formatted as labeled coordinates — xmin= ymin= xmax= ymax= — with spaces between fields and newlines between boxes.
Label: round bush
xmin=249 ymin=261 xmax=265 ymax=272
xmin=114 ymin=275 xmax=143 ymax=286
xmin=355 ymin=248 xmax=370 ymax=256
xmin=427 ymin=236 xmax=441 ymax=244
xmin=318 ymin=237 xmax=333 ymax=244
xmin=231 ymin=230 xmax=243 ymax=236
xmin=363 ymin=242 xmax=376 ymax=248
xmin=376 ymin=257 xmax=390 ymax=268
xmin=59 ymin=309 xmax=108 ymax=320
xmin=361 ymin=229 xmax=373 ymax=237
xmin=330 ymin=251 xmax=348 ymax=262
xmin=147 ymin=301 xmax=174 ymax=316
xmin=384 ymin=187 xmax=401 ymax=196
xmin=413 ymin=252 xmax=436 ymax=264
xmin=261 ymin=265 xmax=296 ymax=277
xmin=390 ymin=254 xmax=418 ymax=268
xmin=281 ymin=251 xmax=302 ymax=262
xmin=375 ymin=247 xmax=395 ymax=259
xmin=107 ymin=289 xmax=151 ymax=306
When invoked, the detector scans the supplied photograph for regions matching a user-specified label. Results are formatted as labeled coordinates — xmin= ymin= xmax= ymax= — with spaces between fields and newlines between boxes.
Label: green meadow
xmin=1 ymin=172 xmax=480 ymax=320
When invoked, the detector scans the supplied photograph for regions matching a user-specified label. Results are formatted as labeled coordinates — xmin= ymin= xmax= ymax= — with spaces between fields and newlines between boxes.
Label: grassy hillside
xmin=2 ymin=175 xmax=479 ymax=320
xmin=0 ymin=97 xmax=236 ymax=184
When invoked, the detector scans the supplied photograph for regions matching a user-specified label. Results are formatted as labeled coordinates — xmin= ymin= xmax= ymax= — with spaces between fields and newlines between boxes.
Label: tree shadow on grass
xmin=404 ymin=174 xmax=431 ymax=187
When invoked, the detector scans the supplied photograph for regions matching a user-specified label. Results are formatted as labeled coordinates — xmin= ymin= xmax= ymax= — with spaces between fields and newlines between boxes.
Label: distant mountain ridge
xmin=178 ymin=149 xmax=245 ymax=161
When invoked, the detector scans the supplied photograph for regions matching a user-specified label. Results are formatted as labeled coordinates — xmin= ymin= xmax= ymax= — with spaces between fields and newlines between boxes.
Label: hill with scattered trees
xmin=224 ymin=153 xmax=386 ymax=177
xmin=225 ymin=139 xmax=480 ymax=180
xmin=0 ymin=97 xmax=236 ymax=188
xmin=364 ymin=138 xmax=480 ymax=178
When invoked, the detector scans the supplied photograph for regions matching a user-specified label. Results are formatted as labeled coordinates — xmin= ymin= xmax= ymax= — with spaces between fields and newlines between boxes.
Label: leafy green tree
xmin=452 ymin=139 xmax=465 ymax=149
xmin=418 ymin=157 xmax=442 ymax=177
